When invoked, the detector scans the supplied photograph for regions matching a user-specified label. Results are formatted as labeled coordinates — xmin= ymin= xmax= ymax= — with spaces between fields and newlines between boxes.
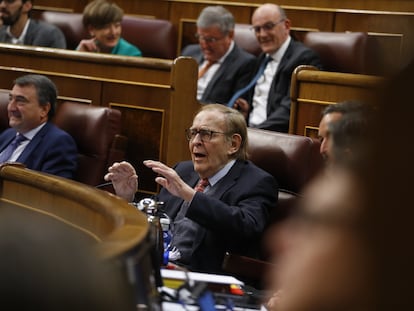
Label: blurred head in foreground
xmin=0 ymin=208 xmax=135 ymax=311
xmin=268 ymin=60 xmax=414 ymax=311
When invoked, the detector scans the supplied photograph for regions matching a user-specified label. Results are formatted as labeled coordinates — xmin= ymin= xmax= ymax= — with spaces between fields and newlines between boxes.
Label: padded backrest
xmin=53 ymin=102 xmax=126 ymax=187
xmin=121 ymin=15 xmax=177 ymax=59
xmin=40 ymin=11 xmax=87 ymax=50
xmin=0 ymin=90 xmax=9 ymax=134
xmin=303 ymin=31 xmax=377 ymax=74
xmin=247 ymin=128 xmax=323 ymax=193
xmin=234 ymin=23 xmax=261 ymax=56
xmin=39 ymin=11 xmax=177 ymax=59
xmin=247 ymin=128 xmax=323 ymax=221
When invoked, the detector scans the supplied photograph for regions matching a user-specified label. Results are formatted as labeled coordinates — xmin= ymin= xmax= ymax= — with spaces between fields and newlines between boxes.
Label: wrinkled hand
xmin=233 ymin=98 xmax=249 ymax=119
xmin=104 ymin=161 xmax=138 ymax=202
xmin=144 ymin=160 xmax=196 ymax=202
xmin=76 ymin=38 xmax=99 ymax=52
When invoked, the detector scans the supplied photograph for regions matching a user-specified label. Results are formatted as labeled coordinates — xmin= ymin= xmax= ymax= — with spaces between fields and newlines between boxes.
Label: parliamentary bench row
xmin=38 ymin=11 xmax=178 ymax=59
xmin=31 ymin=1 xmax=414 ymax=76
xmin=0 ymin=43 xmax=199 ymax=195
xmin=0 ymin=90 xmax=127 ymax=188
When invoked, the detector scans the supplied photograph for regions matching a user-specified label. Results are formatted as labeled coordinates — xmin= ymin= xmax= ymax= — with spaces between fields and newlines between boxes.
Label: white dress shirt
xmin=249 ymin=36 xmax=291 ymax=127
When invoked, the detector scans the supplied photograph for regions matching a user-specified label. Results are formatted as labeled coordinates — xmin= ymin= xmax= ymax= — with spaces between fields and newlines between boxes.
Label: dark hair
xmin=82 ymin=0 xmax=124 ymax=29
xmin=329 ymin=109 xmax=376 ymax=169
xmin=322 ymin=100 xmax=373 ymax=117
xmin=14 ymin=74 xmax=57 ymax=119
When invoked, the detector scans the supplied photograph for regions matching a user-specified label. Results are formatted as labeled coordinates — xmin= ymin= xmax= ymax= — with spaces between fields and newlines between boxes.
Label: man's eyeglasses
xmin=250 ymin=19 xmax=285 ymax=34
xmin=185 ymin=128 xmax=227 ymax=142
xmin=195 ymin=34 xmax=225 ymax=44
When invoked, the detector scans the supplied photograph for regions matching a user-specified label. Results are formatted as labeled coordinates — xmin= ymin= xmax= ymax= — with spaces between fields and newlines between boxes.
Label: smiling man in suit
xmin=233 ymin=3 xmax=322 ymax=132
xmin=181 ymin=6 xmax=256 ymax=105
xmin=0 ymin=74 xmax=77 ymax=178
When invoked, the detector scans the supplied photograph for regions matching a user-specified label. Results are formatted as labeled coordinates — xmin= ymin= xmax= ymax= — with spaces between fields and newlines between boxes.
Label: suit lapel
xmin=191 ymin=160 xmax=245 ymax=251
xmin=0 ymin=130 xmax=17 ymax=152
xmin=16 ymin=122 xmax=50 ymax=163
xmin=202 ymin=45 xmax=238 ymax=100
xmin=267 ymin=40 xmax=295 ymax=114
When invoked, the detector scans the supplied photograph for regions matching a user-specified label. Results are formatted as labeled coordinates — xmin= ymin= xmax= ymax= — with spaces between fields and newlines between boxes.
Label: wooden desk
xmin=0 ymin=163 xmax=148 ymax=259
xmin=0 ymin=44 xmax=199 ymax=195
xmin=0 ymin=162 xmax=164 ymax=307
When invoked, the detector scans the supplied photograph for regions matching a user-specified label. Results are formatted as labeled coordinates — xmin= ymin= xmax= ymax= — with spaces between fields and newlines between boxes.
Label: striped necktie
xmin=0 ymin=134 xmax=27 ymax=163
xmin=198 ymin=61 xmax=215 ymax=78
xmin=194 ymin=178 xmax=209 ymax=193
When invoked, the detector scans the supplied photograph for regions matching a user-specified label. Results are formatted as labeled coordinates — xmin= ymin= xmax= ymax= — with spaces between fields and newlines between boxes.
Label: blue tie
xmin=0 ymin=134 xmax=27 ymax=163
xmin=227 ymin=55 xmax=272 ymax=108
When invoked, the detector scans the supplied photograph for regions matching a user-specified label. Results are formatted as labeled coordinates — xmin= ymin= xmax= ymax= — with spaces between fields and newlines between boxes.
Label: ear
xmin=284 ymin=18 xmax=291 ymax=31
xmin=228 ymin=133 xmax=242 ymax=156
xmin=22 ymin=1 xmax=33 ymax=14
xmin=227 ymin=29 xmax=235 ymax=40
xmin=40 ymin=103 xmax=51 ymax=119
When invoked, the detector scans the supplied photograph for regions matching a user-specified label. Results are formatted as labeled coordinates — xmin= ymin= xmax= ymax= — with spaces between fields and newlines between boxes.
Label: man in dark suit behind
xmin=181 ymin=6 xmax=256 ymax=105
xmin=0 ymin=74 xmax=77 ymax=179
xmin=105 ymin=104 xmax=278 ymax=274
xmin=234 ymin=3 xmax=322 ymax=133
xmin=0 ymin=0 xmax=66 ymax=48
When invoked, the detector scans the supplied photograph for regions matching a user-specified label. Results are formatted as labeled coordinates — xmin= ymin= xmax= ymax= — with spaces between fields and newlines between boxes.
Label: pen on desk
xmin=95 ymin=181 xmax=113 ymax=188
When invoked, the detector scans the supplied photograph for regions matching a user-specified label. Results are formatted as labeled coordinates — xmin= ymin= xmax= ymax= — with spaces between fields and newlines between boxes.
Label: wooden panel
xmin=334 ymin=11 xmax=414 ymax=74
xmin=165 ymin=0 xmax=414 ymax=12
xmin=34 ymin=0 xmax=414 ymax=14
xmin=32 ymin=1 xmax=414 ymax=73
xmin=284 ymin=8 xmax=334 ymax=31
xmin=0 ymin=44 xmax=198 ymax=195
xmin=289 ymin=66 xmax=384 ymax=136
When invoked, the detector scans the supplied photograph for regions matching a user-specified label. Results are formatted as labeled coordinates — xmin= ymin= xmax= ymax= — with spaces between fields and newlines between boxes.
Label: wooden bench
xmin=0 ymin=43 xmax=199 ymax=195
xmin=289 ymin=65 xmax=385 ymax=137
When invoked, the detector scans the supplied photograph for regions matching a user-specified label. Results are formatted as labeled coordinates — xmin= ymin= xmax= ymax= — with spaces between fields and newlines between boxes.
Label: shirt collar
xmin=6 ymin=18 xmax=30 ymax=44
xmin=20 ymin=122 xmax=47 ymax=140
xmin=207 ymin=159 xmax=236 ymax=187
xmin=269 ymin=35 xmax=291 ymax=63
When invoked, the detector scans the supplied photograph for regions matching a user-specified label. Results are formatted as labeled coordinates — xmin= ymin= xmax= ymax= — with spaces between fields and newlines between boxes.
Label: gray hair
xmin=196 ymin=6 xmax=235 ymax=34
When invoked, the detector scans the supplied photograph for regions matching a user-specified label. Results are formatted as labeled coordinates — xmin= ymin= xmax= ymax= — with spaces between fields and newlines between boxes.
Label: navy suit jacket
xmin=0 ymin=122 xmax=77 ymax=179
xmin=182 ymin=43 xmax=256 ymax=105
xmin=247 ymin=38 xmax=322 ymax=132
xmin=158 ymin=159 xmax=278 ymax=274
xmin=0 ymin=19 xmax=66 ymax=49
